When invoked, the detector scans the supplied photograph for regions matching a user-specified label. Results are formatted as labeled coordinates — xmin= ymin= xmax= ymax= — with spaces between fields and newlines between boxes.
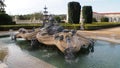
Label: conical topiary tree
xmin=82 ymin=6 xmax=93 ymax=24
xmin=68 ymin=1 xmax=81 ymax=24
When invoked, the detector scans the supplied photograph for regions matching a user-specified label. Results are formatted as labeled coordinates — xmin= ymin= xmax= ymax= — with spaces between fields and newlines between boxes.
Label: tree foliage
xmin=18 ymin=12 xmax=43 ymax=20
xmin=0 ymin=0 xmax=15 ymax=25
xmin=68 ymin=1 xmax=81 ymax=24
xmin=0 ymin=0 xmax=6 ymax=13
xmin=93 ymin=18 xmax=97 ymax=22
xmin=54 ymin=16 xmax=61 ymax=23
xmin=101 ymin=17 xmax=109 ymax=22
xmin=0 ymin=13 xmax=15 ymax=25
xmin=82 ymin=6 xmax=93 ymax=24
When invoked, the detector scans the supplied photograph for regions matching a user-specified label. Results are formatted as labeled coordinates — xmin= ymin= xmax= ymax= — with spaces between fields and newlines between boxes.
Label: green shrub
xmin=0 ymin=14 xmax=14 ymax=25
xmin=85 ymin=22 xmax=120 ymax=30
xmin=60 ymin=23 xmax=80 ymax=29
xmin=101 ymin=17 xmax=109 ymax=22
xmin=54 ymin=16 xmax=61 ymax=23
xmin=93 ymin=18 xmax=97 ymax=22
xmin=0 ymin=22 xmax=120 ymax=31
xmin=11 ymin=21 xmax=16 ymax=25
xmin=0 ymin=23 xmax=41 ymax=31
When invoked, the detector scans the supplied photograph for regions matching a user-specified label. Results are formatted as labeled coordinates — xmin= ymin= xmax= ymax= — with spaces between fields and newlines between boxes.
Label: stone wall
xmin=13 ymin=16 xmax=42 ymax=24
xmin=15 ymin=20 xmax=42 ymax=24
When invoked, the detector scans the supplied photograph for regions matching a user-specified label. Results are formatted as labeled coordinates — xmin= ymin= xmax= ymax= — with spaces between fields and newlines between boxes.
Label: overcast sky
xmin=5 ymin=0 xmax=120 ymax=15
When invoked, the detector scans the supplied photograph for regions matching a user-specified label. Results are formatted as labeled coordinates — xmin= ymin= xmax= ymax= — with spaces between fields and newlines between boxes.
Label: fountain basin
xmin=1 ymin=33 xmax=120 ymax=68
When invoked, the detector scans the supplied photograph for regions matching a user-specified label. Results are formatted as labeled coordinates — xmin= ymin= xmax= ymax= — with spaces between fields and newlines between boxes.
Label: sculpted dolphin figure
xmin=14 ymin=28 xmax=40 ymax=40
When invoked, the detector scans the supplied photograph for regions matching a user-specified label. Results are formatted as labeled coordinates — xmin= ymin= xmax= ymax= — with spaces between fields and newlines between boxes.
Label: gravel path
xmin=78 ymin=27 xmax=120 ymax=43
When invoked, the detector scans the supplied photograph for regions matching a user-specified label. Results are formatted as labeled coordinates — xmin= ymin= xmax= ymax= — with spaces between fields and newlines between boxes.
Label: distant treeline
xmin=12 ymin=12 xmax=66 ymax=23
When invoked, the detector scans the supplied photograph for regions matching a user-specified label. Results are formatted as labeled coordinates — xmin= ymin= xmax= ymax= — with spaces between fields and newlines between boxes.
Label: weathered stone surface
xmin=0 ymin=46 xmax=8 ymax=62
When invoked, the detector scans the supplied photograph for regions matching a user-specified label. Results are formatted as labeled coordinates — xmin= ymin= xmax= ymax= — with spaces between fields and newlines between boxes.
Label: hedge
xmin=0 ymin=22 xmax=120 ymax=31
xmin=0 ymin=23 xmax=41 ymax=31
xmin=84 ymin=22 xmax=120 ymax=30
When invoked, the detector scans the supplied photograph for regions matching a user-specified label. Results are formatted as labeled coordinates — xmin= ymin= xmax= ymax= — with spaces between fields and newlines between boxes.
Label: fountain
xmin=0 ymin=36 xmax=120 ymax=68
xmin=12 ymin=6 xmax=94 ymax=59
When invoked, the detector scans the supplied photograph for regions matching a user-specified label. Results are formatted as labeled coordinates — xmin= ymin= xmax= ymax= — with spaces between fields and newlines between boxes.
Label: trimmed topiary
xmin=82 ymin=6 xmax=93 ymax=24
xmin=68 ymin=1 xmax=81 ymax=24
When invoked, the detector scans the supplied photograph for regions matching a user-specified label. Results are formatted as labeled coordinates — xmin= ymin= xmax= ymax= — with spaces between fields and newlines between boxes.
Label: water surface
xmin=0 ymin=37 xmax=120 ymax=68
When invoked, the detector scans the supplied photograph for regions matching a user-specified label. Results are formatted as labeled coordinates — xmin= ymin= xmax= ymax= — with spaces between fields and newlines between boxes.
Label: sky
xmin=4 ymin=0 xmax=120 ymax=15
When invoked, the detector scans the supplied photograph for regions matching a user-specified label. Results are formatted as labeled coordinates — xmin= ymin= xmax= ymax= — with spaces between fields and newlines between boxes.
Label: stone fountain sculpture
xmin=35 ymin=15 xmax=94 ymax=59
xmin=13 ymin=15 xmax=94 ymax=59
xmin=12 ymin=6 xmax=94 ymax=59
xmin=14 ymin=27 xmax=40 ymax=40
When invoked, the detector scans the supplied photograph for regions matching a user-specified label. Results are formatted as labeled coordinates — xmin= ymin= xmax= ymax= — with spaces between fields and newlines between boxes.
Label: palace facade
xmin=67 ymin=12 xmax=120 ymax=23
xmin=93 ymin=12 xmax=120 ymax=22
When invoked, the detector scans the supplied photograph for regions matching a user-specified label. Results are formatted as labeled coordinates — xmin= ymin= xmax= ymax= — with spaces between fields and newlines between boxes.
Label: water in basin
xmin=0 ymin=37 xmax=120 ymax=68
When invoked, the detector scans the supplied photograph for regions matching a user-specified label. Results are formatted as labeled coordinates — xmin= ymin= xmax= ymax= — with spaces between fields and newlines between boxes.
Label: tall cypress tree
xmin=82 ymin=6 xmax=93 ymax=24
xmin=68 ymin=1 xmax=81 ymax=24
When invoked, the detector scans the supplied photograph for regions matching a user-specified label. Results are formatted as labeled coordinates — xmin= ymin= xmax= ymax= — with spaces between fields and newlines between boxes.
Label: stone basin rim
xmin=0 ymin=31 xmax=120 ymax=44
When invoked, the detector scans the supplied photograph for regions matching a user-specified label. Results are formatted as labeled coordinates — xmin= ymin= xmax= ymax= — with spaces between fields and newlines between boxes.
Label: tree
xmin=0 ymin=0 xmax=14 ymax=25
xmin=0 ymin=14 xmax=14 ymax=25
xmin=54 ymin=16 xmax=61 ymax=23
xmin=82 ymin=6 xmax=93 ymax=24
xmin=68 ymin=1 xmax=81 ymax=24
xmin=18 ymin=15 xmax=25 ymax=20
xmin=0 ymin=0 xmax=6 ymax=13
xmin=93 ymin=18 xmax=97 ymax=22
xmin=32 ymin=12 xmax=43 ymax=20
xmin=101 ymin=17 xmax=109 ymax=22
xmin=17 ymin=12 xmax=43 ymax=20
